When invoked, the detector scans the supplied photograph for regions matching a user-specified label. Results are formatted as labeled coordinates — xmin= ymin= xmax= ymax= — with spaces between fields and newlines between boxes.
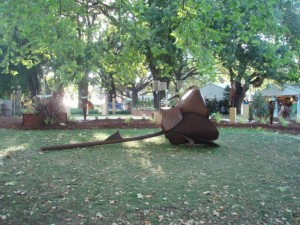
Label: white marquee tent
xmin=199 ymin=83 xmax=229 ymax=100
xmin=261 ymin=84 xmax=300 ymax=118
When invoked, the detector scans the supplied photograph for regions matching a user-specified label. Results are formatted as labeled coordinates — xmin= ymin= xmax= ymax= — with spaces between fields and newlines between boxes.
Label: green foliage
xmin=109 ymin=110 xmax=131 ymax=115
xmin=135 ymin=99 xmax=153 ymax=109
xmin=252 ymin=92 xmax=268 ymax=119
xmin=124 ymin=117 xmax=133 ymax=124
xmin=33 ymin=97 xmax=64 ymax=125
xmin=43 ymin=116 xmax=55 ymax=125
xmin=211 ymin=112 xmax=222 ymax=123
xmin=205 ymin=99 xmax=229 ymax=115
xmin=206 ymin=98 xmax=219 ymax=114
xmin=236 ymin=116 xmax=247 ymax=124
xmin=70 ymin=108 xmax=100 ymax=115
xmin=253 ymin=115 xmax=268 ymax=124
xmin=0 ymin=0 xmax=299 ymax=105
xmin=279 ymin=116 xmax=289 ymax=127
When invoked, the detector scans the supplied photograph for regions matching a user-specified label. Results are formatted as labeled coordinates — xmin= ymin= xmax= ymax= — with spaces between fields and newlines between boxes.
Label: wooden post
xmin=102 ymin=95 xmax=108 ymax=116
xmin=112 ymin=97 xmax=116 ymax=114
xmin=230 ymin=107 xmax=236 ymax=124
xmin=242 ymin=104 xmax=249 ymax=121
xmin=152 ymin=111 xmax=162 ymax=124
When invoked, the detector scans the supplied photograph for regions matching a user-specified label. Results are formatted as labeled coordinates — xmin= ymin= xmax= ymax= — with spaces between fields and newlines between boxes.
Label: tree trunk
xmin=234 ymin=81 xmax=246 ymax=115
xmin=28 ymin=72 xmax=39 ymax=97
xmin=108 ymin=74 xmax=116 ymax=102
xmin=131 ymin=89 xmax=139 ymax=107
xmin=78 ymin=80 xmax=88 ymax=108
xmin=153 ymin=90 xmax=166 ymax=109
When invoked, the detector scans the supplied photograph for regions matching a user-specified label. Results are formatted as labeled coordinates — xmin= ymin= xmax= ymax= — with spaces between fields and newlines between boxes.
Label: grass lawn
xmin=0 ymin=127 xmax=299 ymax=225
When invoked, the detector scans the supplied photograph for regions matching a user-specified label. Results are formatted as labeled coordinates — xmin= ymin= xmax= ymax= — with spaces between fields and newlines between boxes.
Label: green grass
xmin=0 ymin=128 xmax=299 ymax=224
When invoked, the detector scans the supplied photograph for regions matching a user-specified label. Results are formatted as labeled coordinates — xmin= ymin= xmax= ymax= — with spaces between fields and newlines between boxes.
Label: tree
xmin=0 ymin=0 xmax=114 ymax=102
xmin=118 ymin=0 xmax=210 ymax=108
xmin=173 ymin=0 xmax=300 ymax=114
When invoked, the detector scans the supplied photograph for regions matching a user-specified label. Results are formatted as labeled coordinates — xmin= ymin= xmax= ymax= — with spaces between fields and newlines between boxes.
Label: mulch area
xmin=0 ymin=117 xmax=160 ymax=130
xmin=0 ymin=116 xmax=299 ymax=135
xmin=217 ymin=120 xmax=300 ymax=135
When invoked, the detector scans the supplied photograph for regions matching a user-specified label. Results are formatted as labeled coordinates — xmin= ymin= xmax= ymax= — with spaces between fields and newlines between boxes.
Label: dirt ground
xmin=0 ymin=116 xmax=299 ymax=135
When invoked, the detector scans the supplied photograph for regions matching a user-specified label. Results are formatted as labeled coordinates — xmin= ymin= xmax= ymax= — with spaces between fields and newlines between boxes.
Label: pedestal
xmin=230 ymin=107 xmax=236 ymax=124
xmin=242 ymin=104 xmax=249 ymax=121
xmin=112 ymin=98 xmax=116 ymax=114
xmin=102 ymin=96 xmax=108 ymax=116
xmin=152 ymin=112 xmax=162 ymax=124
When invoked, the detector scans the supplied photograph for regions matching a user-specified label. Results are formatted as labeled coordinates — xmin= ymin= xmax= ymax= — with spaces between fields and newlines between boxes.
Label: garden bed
xmin=0 ymin=116 xmax=299 ymax=135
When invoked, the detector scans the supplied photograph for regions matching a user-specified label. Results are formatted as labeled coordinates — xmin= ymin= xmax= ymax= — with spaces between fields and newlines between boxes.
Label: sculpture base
xmin=243 ymin=104 xmax=249 ymax=120
xmin=230 ymin=107 xmax=236 ymax=124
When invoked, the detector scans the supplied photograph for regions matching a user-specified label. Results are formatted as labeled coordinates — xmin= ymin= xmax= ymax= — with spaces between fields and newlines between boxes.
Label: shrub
xmin=211 ymin=112 xmax=222 ymax=123
xmin=124 ymin=117 xmax=133 ymax=123
xmin=279 ymin=116 xmax=289 ymax=127
xmin=70 ymin=108 xmax=100 ymax=115
xmin=205 ymin=99 xmax=229 ymax=115
xmin=252 ymin=92 xmax=268 ymax=119
xmin=33 ymin=95 xmax=64 ymax=125
xmin=109 ymin=110 xmax=131 ymax=115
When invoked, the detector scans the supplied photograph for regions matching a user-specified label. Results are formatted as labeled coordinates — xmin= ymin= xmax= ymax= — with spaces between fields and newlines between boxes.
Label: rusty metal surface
xmin=161 ymin=85 xmax=219 ymax=145
xmin=160 ymin=106 xmax=182 ymax=131
xmin=175 ymin=85 xmax=208 ymax=118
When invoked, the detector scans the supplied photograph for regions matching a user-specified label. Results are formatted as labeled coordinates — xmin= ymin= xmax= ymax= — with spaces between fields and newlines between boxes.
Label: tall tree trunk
xmin=28 ymin=66 xmax=42 ymax=97
xmin=131 ymin=89 xmax=139 ymax=107
xmin=78 ymin=78 xmax=88 ymax=108
xmin=108 ymin=74 xmax=116 ymax=102
xmin=234 ymin=81 xmax=248 ymax=115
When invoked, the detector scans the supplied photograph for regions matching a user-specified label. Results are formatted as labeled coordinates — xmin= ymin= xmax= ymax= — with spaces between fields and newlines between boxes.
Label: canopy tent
xmin=199 ymin=83 xmax=228 ymax=101
xmin=261 ymin=84 xmax=300 ymax=119
xmin=260 ymin=85 xmax=284 ymax=97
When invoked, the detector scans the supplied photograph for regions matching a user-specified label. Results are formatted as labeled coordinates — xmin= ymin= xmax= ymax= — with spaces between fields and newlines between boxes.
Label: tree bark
xmin=131 ymin=89 xmax=139 ymax=107
xmin=233 ymin=81 xmax=249 ymax=115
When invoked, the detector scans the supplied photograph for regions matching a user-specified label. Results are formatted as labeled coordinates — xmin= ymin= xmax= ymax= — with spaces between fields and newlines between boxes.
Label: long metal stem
xmin=41 ymin=130 xmax=164 ymax=151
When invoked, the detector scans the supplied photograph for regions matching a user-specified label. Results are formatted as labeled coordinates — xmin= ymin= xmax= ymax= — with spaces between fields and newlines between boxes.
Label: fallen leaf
xmin=1 ymin=215 xmax=7 ymax=220
xmin=144 ymin=220 xmax=152 ymax=225
xmin=217 ymin=206 xmax=224 ymax=212
xmin=5 ymin=181 xmax=15 ymax=186
xmin=213 ymin=210 xmax=220 ymax=217
xmin=274 ymin=218 xmax=282 ymax=223
xmin=137 ymin=193 xmax=143 ymax=199
xmin=16 ymin=171 xmax=24 ymax=175
xmin=158 ymin=215 xmax=164 ymax=222
xmin=145 ymin=194 xmax=152 ymax=198
xmin=277 ymin=187 xmax=288 ymax=192
xmin=96 ymin=212 xmax=104 ymax=219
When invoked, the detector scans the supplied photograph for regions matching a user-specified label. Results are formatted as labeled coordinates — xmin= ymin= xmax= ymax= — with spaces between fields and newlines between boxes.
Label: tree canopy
xmin=0 ymin=0 xmax=299 ymax=111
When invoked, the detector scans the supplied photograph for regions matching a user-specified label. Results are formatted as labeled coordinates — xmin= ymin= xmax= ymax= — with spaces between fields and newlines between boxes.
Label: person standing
xmin=81 ymin=89 xmax=88 ymax=120
xmin=268 ymin=100 xmax=275 ymax=125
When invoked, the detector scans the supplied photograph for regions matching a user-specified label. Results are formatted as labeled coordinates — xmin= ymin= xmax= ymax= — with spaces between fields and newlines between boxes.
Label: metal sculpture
xmin=41 ymin=85 xmax=219 ymax=151
xmin=161 ymin=85 xmax=219 ymax=145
